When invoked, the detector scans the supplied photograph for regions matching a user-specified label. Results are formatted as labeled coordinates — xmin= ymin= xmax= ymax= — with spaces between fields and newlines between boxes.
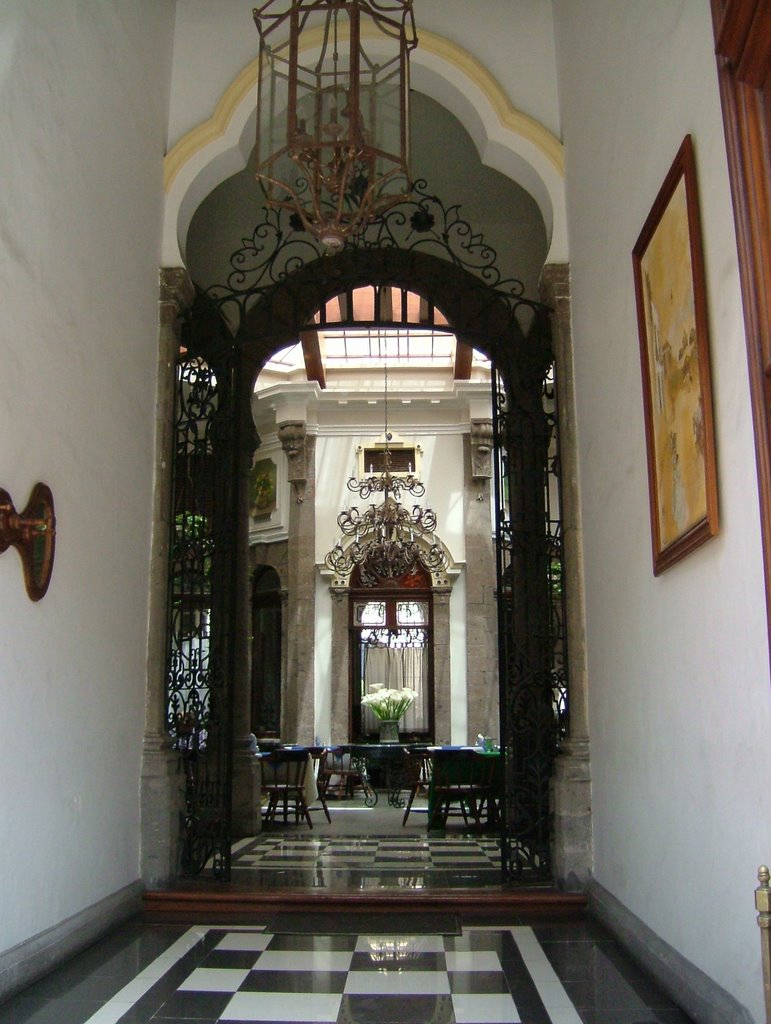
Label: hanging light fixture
xmin=324 ymin=360 xmax=447 ymax=586
xmin=252 ymin=0 xmax=417 ymax=249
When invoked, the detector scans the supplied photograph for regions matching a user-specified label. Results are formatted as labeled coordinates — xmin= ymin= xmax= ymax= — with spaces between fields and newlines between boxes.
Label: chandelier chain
xmin=324 ymin=350 xmax=447 ymax=585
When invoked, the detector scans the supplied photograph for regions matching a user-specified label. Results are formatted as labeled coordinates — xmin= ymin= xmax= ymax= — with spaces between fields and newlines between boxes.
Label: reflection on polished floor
xmin=0 ymin=801 xmax=698 ymax=1021
xmin=0 ymin=915 xmax=697 ymax=1023
xmin=0 ymin=789 xmax=699 ymax=1022
xmin=236 ymin=795 xmax=503 ymax=890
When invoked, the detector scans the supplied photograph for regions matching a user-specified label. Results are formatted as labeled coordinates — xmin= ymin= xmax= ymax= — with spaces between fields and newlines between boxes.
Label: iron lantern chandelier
xmin=252 ymin=0 xmax=417 ymax=249
xmin=324 ymin=364 xmax=448 ymax=586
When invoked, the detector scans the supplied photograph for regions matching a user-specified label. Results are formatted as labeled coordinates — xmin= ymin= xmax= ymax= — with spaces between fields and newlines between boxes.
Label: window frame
xmin=348 ymin=571 xmax=435 ymax=742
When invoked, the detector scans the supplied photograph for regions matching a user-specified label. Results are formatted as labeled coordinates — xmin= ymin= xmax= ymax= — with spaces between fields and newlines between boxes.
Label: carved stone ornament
xmin=278 ymin=421 xmax=308 ymax=501
xmin=278 ymin=422 xmax=307 ymax=481
xmin=470 ymin=420 xmax=494 ymax=480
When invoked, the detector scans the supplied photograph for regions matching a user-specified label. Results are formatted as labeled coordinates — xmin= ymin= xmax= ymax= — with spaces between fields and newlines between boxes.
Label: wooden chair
xmin=317 ymin=746 xmax=377 ymax=806
xmin=427 ymin=749 xmax=496 ymax=830
xmin=261 ymin=748 xmax=314 ymax=829
xmin=402 ymin=749 xmax=432 ymax=825
xmin=309 ymin=748 xmax=332 ymax=822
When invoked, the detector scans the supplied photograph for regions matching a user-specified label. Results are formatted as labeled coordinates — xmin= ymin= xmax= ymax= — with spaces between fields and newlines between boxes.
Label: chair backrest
xmin=471 ymin=752 xmax=497 ymax=787
xmin=322 ymin=747 xmax=354 ymax=775
xmin=262 ymin=748 xmax=309 ymax=787
xmin=403 ymin=749 xmax=432 ymax=784
xmin=431 ymin=748 xmax=482 ymax=787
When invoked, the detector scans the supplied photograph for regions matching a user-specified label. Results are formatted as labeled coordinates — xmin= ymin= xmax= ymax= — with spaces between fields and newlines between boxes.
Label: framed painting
xmin=250 ymin=457 xmax=277 ymax=518
xmin=632 ymin=134 xmax=719 ymax=575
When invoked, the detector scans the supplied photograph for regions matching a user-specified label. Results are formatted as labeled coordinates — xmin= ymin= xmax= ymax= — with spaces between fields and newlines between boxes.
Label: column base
xmin=551 ymin=737 xmax=592 ymax=891
xmin=231 ymin=740 xmax=262 ymax=838
xmin=140 ymin=732 xmax=182 ymax=889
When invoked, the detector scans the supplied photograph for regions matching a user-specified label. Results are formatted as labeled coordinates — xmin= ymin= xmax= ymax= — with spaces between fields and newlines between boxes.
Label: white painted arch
xmin=162 ymin=29 xmax=567 ymax=268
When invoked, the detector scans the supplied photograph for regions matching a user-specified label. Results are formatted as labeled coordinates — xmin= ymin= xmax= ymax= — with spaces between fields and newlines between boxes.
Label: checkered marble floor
xmin=75 ymin=925 xmax=591 ymax=1023
xmin=1 ymin=916 xmax=697 ymax=1024
xmin=233 ymin=834 xmax=501 ymax=879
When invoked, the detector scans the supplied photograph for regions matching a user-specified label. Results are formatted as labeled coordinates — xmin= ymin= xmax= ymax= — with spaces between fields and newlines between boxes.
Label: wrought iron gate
xmin=166 ymin=316 xmax=238 ymax=878
xmin=166 ymin=182 xmax=569 ymax=880
xmin=492 ymin=355 xmax=568 ymax=880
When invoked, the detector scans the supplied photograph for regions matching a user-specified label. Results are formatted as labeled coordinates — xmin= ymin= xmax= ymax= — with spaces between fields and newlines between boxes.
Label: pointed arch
xmin=161 ymin=31 xmax=566 ymax=266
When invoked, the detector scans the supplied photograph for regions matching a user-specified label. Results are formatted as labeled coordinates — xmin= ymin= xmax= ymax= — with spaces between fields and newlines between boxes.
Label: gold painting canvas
xmin=632 ymin=135 xmax=718 ymax=574
xmin=250 ymin=457 xmax=278 ymax=518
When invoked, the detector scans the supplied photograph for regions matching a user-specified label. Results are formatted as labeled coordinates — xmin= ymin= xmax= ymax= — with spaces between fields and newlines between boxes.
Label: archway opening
xmin=168 ymin=201 xmax=566 ymax=885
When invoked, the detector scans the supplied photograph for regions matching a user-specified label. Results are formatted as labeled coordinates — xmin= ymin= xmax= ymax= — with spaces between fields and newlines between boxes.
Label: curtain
xmin=362 ymin=641 xmax=428 ymax=733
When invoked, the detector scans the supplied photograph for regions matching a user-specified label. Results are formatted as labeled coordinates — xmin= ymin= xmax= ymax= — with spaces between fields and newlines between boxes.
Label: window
xmin=251 ymin=566 xmax=282 ymax=738
xmin=350 ymin=569 xmax=433 ymax=741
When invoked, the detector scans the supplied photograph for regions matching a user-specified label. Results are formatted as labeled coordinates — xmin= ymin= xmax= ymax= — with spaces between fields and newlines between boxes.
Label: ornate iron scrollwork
xmin=175 ymin=180 xmax=569 ymax=882
xmin=492 ymin=356 xmax=569 ymax=881
xmin=206 ymin=181 xmax=532 ymax=332
xmin=167 ymin=348 xmax=236 ymax=879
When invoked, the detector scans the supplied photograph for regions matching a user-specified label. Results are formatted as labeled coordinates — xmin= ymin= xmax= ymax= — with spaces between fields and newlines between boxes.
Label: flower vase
xmin=379 ymin=719 xmax=400 ymax=744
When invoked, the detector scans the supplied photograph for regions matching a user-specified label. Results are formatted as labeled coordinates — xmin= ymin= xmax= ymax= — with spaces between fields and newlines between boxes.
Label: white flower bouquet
xmin=360 ymin=686 xmax=418 ymax=721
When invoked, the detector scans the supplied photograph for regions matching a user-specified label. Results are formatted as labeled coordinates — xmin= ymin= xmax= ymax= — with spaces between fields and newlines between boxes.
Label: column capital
xmin=469 ymin=419 xmax=494 ymax=480
xmin=278 ymin=422 xmax=307 ymax=475
xmin=278 ymin=421 xmax=308 ymax=501
xmin=539 ymin=262 xmax=570 ymax=304
xmin=159 ymin=267 xmax=194 ymax=315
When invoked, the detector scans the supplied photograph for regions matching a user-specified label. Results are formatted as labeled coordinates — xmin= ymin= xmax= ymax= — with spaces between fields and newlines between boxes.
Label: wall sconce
xmin=0 ymin=483 xmax=56 ymax=601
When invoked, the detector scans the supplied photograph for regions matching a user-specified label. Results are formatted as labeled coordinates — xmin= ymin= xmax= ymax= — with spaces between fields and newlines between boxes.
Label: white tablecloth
xmin=257 ymin=751 xmax=318 ymax=806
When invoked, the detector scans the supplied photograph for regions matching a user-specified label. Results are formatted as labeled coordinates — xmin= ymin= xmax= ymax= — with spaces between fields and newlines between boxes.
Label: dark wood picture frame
xmin=632 ymin=134 xmax=719 ymax=575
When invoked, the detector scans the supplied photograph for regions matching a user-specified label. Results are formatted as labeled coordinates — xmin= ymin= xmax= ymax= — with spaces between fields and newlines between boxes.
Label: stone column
xmin=541 ymin=263 xmax=592 ymax=890
xmin=432 ymin=586 xmax=452 ymax=744
xmin=464 ymin=421 xmax=499 ymax=743
xmin=141 ymin=268 xmax=194 ymax=888
xmin=230 ymin=364 xmax=262 ymax=838
xmin=279 ymin=422 xmax=317 ymax=743
xmin=328 ymin=586 xmax=349 ymax=743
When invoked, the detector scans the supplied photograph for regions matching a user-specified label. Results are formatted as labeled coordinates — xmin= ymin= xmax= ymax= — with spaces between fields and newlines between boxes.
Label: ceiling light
xmin=253 ymin=1 xmax=418 ymax=249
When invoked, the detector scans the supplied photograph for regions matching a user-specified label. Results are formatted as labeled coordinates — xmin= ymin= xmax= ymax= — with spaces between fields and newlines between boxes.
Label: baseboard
xmin=0 ymin=880 xmax=143 ymax=1003
xmin=587 ymin=878 xmax=753 ymax=1024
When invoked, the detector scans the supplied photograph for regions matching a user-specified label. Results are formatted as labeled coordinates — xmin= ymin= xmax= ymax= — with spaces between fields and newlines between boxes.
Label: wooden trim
xmin=300 ymin=329 xmax=326 ymax=388
xmin=143 ymin=887 xmax=587 ymax=918
xmin=714 ymin=0 xmax=756 ymax=65
xmin=711 ymin=0 xmax=771 ymax=658
xmin=734 ymin=4 xmax=771 ymax=86
xmin=454 ymin=341 xmax=474 ymax=380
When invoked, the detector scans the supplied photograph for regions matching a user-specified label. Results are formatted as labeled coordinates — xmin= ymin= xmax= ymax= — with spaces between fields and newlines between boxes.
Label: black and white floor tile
xmin=54 ymin=924 xmax=549 ymax=1024
xmin=230 ymin=834 xmax=503 ymax=889
xmin=0 ymin=920 xmax=696 ymax=1024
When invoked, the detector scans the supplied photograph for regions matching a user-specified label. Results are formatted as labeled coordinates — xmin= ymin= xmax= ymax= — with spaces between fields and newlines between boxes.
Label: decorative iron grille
xmin=206 ymin=180 xmax=532 ymax=334
xmin=167 ymin=349 xmax=237 ymax=878
xmin=492 ymin=355 xmax=568 ymax=880
xmin=170 ymin=180 xmax=569 ymax=882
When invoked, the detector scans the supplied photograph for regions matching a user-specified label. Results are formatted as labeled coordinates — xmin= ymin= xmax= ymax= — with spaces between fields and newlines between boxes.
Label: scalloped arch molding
xmin=162 ymin=28 xmax=567 ymax=267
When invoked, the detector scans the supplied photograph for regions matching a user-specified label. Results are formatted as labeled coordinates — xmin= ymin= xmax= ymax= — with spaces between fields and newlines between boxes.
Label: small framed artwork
xmin=632 ymin=134 xmax=719 ymax=575
xmin=250 ymin=457 xmax=277 ymax=518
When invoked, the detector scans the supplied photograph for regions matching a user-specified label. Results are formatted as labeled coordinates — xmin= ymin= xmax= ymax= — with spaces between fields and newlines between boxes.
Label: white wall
xmin=553 ymin=1 xmax=771 ymax=1018
xmin=167 ymin=0 xmax=560 ymax=150
xmin=314 ymin=432 xmax=466 ymax=568
xmin=0 ymin=0 xmax=175 ymax=953
xmin=413 ymin=0 xmax=560 ymax=138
